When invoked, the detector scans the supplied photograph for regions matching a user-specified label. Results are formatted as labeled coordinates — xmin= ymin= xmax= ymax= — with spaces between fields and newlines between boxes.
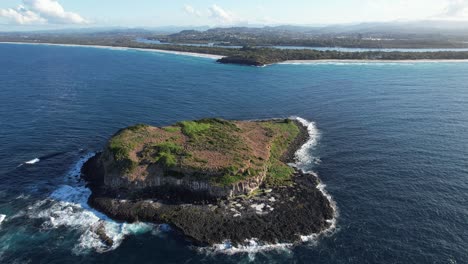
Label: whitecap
xmin=0 ymin=214 xmax=5 ymax=225
xmin=25 ymin=158 xmax=40 ymax=165
xmin=15 ymin=194 xmax=30 ymax=200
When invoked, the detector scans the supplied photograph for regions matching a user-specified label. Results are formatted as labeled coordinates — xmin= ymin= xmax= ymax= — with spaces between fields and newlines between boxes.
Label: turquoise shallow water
xmin=0 ymin=43 xmax=467 ymax=263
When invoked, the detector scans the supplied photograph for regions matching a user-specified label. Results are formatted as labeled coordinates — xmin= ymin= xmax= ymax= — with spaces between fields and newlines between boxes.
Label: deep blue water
xmin=0 ymin=43 xmax=467 ymax=263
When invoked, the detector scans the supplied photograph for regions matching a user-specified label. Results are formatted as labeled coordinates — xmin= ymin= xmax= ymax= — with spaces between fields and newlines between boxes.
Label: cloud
xmin=429 ymin=0 xmax=468 ymax=20
xmin=183 ymin=5 xmax=202 ymax=17
xmin=0 ymin=5 xmax=45 ymax=24
xmin=209 ymin=4 xmax=236 ymax=24
xmin=182 ymin=4 xmax=241 ymax=25
xmin=0 ymin=0 xmax=87 ymax=25
xmin=442 ymin=0 xmax=468 ymax=17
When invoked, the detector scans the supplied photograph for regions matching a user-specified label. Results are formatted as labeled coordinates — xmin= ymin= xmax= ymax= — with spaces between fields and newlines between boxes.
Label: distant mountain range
xmin=2 ymin=20 xmax=468 ymax=36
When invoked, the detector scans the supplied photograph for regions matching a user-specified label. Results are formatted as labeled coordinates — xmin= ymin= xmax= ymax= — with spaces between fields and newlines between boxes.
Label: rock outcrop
xmin=82 ymin=118 xmax=335 ymax=246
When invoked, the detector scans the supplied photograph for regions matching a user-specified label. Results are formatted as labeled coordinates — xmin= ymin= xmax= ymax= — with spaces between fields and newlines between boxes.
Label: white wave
xmin=25 ymin=158 xmax=40 ymax=165
xmin=0 ymin=214 xmax=5 ymax=225
xmin=280 ymin=59 xmax=468 ymax=66
xmin=300 ymin=181 xmax=339 ymax=242
xmin=23 ymin=153 xmax=156 ymax=254
xmin=292 ymin=117 xmax=339 ymax=243
xmin=15 ymin=194 xmax=30 ymax=200
xmin=204 ymin=239 xmax=292 ymax=261
xmin=293 ymin=117 xmax=321 ymax=169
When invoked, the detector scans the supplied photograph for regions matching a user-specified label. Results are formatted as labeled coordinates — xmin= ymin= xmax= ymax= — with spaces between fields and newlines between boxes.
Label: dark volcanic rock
xmin=282 ymin=120 xmax=309 ymax=163
xmin=93 ymin=221 xmax=114 ymax=247
xmin=86 ymin=170 xmax=333 ymax=245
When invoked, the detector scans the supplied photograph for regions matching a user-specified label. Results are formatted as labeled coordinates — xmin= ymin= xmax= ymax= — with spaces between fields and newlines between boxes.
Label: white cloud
xmin=0 ymin=0 xmax=87 ymax=25
xmin=0 ymin=5 xmax=45 ymax=24
xmin=208 ymin=4 xmax=237 ymax=24
xmin=183 ymin=5 xmax=202 ymax=17
xmin=182 ymin=4 xmax=242 ymax=25
xmin=441 ymin=0 xmax=468 ymax=18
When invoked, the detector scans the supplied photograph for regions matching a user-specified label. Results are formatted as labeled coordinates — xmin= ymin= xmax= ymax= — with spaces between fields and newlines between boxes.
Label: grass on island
xmin=141 ymin=142 xmax=185 ymax=168
xmin=261 ymin=119 xmax=300 ymax=187
xmin=105 ymin=118 xmax=301 ymax=187
xmin=107 ymin=124 xmax=151 ymax=173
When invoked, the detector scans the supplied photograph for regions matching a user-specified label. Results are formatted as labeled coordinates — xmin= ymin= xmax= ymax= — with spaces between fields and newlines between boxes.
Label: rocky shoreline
xmin=81 ymin=119 xmax=334 ymax=246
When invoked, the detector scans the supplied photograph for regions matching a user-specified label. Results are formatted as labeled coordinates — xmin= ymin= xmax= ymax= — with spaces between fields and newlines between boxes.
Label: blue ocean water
xmin=0 ymin=43 xmax=467 ymax=263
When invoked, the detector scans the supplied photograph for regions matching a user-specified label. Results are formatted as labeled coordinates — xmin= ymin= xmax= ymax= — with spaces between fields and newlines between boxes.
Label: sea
xmin=0 ymin=43 xmax=467 ymax=263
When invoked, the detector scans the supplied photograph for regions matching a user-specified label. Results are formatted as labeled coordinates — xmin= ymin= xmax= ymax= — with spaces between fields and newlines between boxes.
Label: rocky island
xmin=81 ymin=118 xmax=334 ymax=246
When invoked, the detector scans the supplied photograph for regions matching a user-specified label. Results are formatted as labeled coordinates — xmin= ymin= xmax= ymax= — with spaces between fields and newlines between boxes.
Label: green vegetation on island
xmin=103 ymin=118 xmax=302 ymax=188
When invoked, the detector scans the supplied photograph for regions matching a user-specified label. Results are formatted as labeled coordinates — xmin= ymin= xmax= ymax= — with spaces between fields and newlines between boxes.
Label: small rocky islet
xmin=81 ymin=118 xmax=334 ymax=246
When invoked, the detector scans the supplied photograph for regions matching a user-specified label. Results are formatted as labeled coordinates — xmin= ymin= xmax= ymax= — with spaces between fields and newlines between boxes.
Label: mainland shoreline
xmin=3 ymin=41 xmax=468 ymax=65
xmin=0 ymin=41 xmax=224 ymax=60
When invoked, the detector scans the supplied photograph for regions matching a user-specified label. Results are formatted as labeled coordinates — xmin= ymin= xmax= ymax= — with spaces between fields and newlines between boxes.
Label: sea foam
xmin=293 ymin=117 xmax=339 ymax=242
xmin=24 ymin=153 xmax=157 ymax=254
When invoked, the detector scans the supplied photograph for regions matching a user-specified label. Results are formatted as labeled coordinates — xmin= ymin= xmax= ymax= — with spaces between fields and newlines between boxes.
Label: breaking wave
xmin=0 ymin=214 xmax=5 ymax=226
xmin=22 ymin=153 xmax=157 ymax=254
xmin=24 ymin=158 xmax=40 ymax=165
xmin=293 ymin=117 xmax=339 ymax=243
xmin=21 ymin=152 xmax=69 ymax=166
xmin=202 ymin=239 xmax=292 ymax=261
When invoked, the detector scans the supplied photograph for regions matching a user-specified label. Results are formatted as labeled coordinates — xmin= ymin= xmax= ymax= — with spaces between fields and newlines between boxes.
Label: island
xmin=81 ymin=118 xmax=334 ymax=246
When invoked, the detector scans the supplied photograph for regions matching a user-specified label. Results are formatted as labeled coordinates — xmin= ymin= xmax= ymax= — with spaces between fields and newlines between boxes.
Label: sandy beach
xmin=281 ymin=59 xmax=468 ymax=64
xmin=0 ymin=42 xmax=224 ymax=60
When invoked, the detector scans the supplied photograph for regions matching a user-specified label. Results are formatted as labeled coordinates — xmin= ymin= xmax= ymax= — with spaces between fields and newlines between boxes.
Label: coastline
xmin=280 ymin=59 xmax=468 ymax=64
xmin=0 ymin=41 xmax=224 ymax=60
xmin=3 ymin=41 xmax=468 ymax=65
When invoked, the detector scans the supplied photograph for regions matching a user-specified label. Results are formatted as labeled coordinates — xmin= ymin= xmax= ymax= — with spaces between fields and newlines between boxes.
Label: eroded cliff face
xmin=96 ymin=149 xmax=267 ymax=198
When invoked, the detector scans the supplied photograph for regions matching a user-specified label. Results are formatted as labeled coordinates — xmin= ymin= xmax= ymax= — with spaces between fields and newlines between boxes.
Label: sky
xmin=0 ymin=0 xmax=468 ymax=31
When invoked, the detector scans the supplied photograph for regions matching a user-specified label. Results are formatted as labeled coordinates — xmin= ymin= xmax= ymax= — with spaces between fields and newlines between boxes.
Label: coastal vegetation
xmin=262 ymin=120 xmax=300 ymax=186
xmin=103 ymin=118 xmax=301 ymax=188
xmin=157 ymin=26 xmax=468 ymax=49
xmin=2 ymin=32 xmax=468 ymax=66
